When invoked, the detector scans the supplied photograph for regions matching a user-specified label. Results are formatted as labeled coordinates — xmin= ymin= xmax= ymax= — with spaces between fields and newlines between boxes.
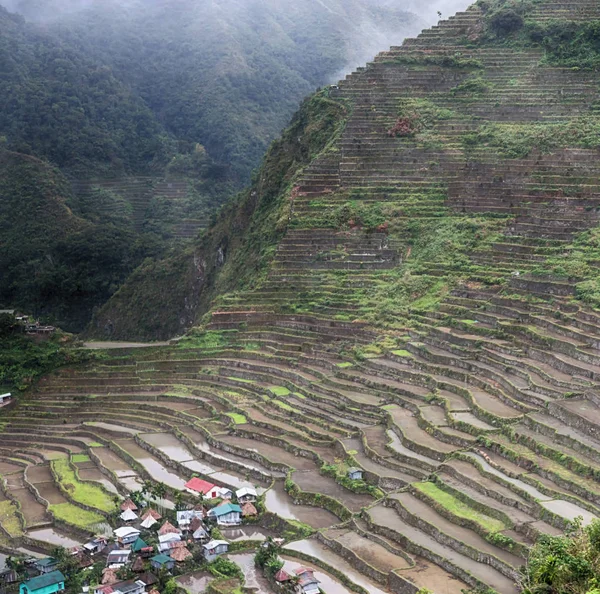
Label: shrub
xmin=489 ymin=8 xmax=524 ymax=36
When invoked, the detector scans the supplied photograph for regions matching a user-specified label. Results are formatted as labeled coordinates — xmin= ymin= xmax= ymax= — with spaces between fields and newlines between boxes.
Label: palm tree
xmin=141 ymin=480 xmax=153 ymax=500
xmin=153 ymin=482 xmax=168 ymax=514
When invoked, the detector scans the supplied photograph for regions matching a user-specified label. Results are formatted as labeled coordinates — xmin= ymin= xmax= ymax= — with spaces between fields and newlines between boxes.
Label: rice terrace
xmin=2 ymin=0 xmax=600 ymax=593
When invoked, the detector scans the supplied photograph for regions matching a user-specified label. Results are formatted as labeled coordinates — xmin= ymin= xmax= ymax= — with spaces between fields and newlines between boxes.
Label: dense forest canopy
xmin=1 ymin=0 xmax=425 ymax=180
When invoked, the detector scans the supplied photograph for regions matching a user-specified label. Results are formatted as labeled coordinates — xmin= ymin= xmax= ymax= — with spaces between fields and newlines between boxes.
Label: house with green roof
xmin=207 ymin=503 xmax=241 ymax=526
xmin=131 ymin=537 xmax=153 ymax=558
xmin=33 ymin=559 xmax=58 ymax=575
xmin=20 ymin=570 xmax=65 ymax=594
xmin=150 ymin=555 xmax=174 ymax=572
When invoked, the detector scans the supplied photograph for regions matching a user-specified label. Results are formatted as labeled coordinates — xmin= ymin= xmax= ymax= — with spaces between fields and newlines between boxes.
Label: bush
xmin=209 ymin=558 xmax=243 ymax=580
xmin=489 ymin=8 xmax=524 ymax=36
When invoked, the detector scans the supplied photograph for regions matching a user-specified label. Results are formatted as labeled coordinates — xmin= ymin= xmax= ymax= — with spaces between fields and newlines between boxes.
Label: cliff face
xmin=95 ymin=0 xmax=600 ymax=339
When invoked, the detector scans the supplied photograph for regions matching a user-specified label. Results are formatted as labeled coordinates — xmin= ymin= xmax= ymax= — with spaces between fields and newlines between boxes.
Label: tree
xmin=520 ymin=518 xmax=600 ymax=594
xmin=174 ymin=491 xmax=185 ymax=511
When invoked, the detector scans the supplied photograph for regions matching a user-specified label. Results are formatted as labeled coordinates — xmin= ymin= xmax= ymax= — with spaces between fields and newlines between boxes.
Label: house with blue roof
xmin=207 ymin=502 xmax=242 ymax=526
xmin=20 ymin=570 xmax=65 ymax=594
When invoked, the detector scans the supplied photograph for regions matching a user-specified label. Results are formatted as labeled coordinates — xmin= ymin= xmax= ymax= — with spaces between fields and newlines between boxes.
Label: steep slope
xmin=4 ymin=1 xmax=600 ymax=593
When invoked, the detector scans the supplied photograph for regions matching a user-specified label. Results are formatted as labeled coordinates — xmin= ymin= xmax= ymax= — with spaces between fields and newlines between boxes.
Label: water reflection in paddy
xmin=28 ymin=528 xmax=82 ymax=548
xmin=264 ymin=481 xmax=337 ymax=528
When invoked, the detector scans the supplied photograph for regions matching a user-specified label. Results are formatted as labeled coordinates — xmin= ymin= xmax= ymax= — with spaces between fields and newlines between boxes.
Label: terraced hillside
xmin=5 ymin=1 xmax=600 ymax=593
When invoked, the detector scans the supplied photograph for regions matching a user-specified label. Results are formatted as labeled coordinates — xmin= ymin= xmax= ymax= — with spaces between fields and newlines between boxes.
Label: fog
xmin=2 ymin=0 xmax=475 ymax=75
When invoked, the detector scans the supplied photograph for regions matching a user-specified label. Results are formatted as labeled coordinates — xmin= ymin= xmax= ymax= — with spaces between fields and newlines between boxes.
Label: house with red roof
xmin=184 ymin=478 xmax=220 ymax=499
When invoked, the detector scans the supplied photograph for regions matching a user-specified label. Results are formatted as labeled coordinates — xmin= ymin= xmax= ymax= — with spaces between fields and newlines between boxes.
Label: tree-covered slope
xmin=0 ymin=7 xmax=174 ymax=175
xmin=4 ymin=0 xmax=423 ymax=181
xmin=0 ymin=150 xmax=163 ymax=330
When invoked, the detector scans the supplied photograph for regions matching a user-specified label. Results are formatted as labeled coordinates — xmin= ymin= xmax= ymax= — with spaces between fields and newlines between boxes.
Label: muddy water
xmin=227 ymin=553 xmax=275 ymax=593
xmin=187 ymin=429 xmax=279 ymax=476
xmin=87 ymin=422 xmax=140 ymax=435
xmin=140 ymin=433 xmax=197 ymax=463
xmin=264 ymin=481 xmax=337 ymax=529
xmin=77 ymin=468 xmax=119 ymax=495
xmin=285 ymin=540 xmax=389 ymax=594
xmin=386 ymin=430 xmax=439 ymax=465
xmin=206 ymin=470 xmax=263 ymax=493
xmin=466 ymin=453 xmax=597 ymax=524
xmin=28 ymin=528 xmax=81 ymax=548
xmin=176 ymin=571 xmax=213 ymax=594
xmin=541 ymin=499 xmax=597 ymax=526
xmin=116 ymin=439 xmax=187 ymax=490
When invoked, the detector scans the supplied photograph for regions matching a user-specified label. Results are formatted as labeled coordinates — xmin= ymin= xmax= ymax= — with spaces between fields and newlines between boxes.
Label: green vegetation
xmin=0 ymin=318 xmax=95 ymax=391
xmin=71 ymin=454 xmax=90 ymax=463
xmin=414 ymin=481 xmax=507 ymax=533
xmin=0 ymin=500 xmax=23 ymax=537
xmin=462 ymin=118 xmax=600 ymax=158
xmin=49 ymin=502 xmax=104 ymax=529
xmin=520 ymin=519 xmax=600 ymax=594
xmin=225 ymin=413 xmax=247 ymax=425
xmin=268 ymin=386 xmax=291 ymax=397
xmin=51 ymin=458 xmax=115 ymax=512
xmin=273 ymin=400 xmax=298 ymax=413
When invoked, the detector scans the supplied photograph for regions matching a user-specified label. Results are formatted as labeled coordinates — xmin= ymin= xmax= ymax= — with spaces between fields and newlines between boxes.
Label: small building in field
xmin=294 ymin=567 xmax=321 ymax=594
xmin=217 ymin=487 xmax=233 ymax=500
xmin=150 ymin=555 xmax=175 ymax=572
xmin=235 ymin=487 xmax=257 ymax=503
xmin=184 ymin=478 xmax=220 ymax=499
xmin=111 ymin=581 xmax=146 ymax=594
xmin=0 ymin=393 xmax=12 ymax=406
xmin=207 ymin=502 xmax=242 ymax=526
xmin=190 ymin=517 xmax=209 ymax=542
xmin=274 ymin=569 xmax=291 ymax=584
xmin=20 ymin=570 xmax=65 ymax=594
xmin=33 ymin=559 xmax=59 ymax=575
xmin=347 ymin=467 xmax=363 ymax=481
xmin=202 ymin=540 xmax=229 ymax=563
xmin=131 ymin=538 xmax=153 ymax=558
xmin=169 ymin=546 xmax=192 ymax=563
xmin=113 ymin=527 xmax=141 ymax=546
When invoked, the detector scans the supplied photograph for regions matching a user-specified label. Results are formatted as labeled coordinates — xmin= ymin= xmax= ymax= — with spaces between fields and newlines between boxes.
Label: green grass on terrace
xmin=49 ymin=502 xmax=105 ymax=529
xmin=415 ymin=481 xmax=507 ymax=533
xmin=51 ymin=458 xmax=115 ymax=512
xmin=0 ymin=500 xmax=22 ymax=537
xmin=225 ymin=412 xmax=248 ymax=425
xmin=273 ymin=400 xmax=299 ymax=413
xmin=268 ymin=386 xmax=290 ymax=397
xmin=71 ymin=454 xmax=91 ymax=463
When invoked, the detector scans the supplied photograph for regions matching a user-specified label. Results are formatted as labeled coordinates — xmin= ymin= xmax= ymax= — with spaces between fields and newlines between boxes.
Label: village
xmin=4 ymin=482 xmax=321 ymax=594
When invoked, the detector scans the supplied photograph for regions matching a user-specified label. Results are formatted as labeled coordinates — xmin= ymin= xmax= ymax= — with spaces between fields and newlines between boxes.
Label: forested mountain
xmin=3 ymin=0 xmax=424 ymax=181
xmin=0 ymin=0 xmax=430 ymax=330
